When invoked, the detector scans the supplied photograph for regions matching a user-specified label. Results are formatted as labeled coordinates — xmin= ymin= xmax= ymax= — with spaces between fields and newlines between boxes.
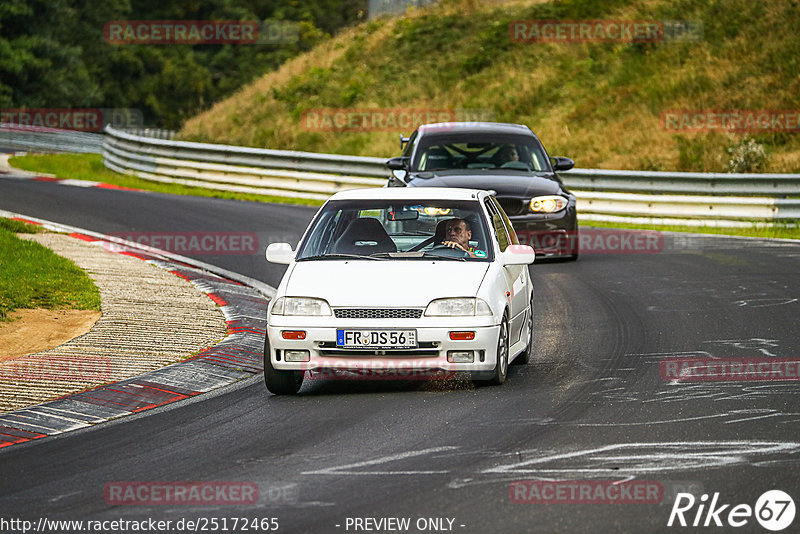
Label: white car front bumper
xmin=266 ymin=316 xmax=502 ymax=377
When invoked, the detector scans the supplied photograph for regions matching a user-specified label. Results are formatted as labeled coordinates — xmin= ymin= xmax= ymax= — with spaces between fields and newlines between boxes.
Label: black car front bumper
xmin=508 ymin=205 xmax=579 ymax=259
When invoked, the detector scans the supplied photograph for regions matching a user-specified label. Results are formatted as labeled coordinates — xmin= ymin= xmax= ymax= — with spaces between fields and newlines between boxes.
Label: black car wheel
xmin=263 ymin=334 xmax=304 ymax=395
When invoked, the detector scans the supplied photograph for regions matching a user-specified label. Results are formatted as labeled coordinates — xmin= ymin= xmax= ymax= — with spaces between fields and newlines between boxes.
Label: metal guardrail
xmin=562 ymin=168 xmax=800 ymax=196
xmin=100 ymin=127 xmax=799 ymax=224
xmin=0 ymin=123 xmax=103 ymax=154
xmin=1 ymin=124 xmax=791 ymax=225
xmin=102 ymin=126 xmax=387 ymax=200
xmin=576 ymin=191 xmax=799 ymax=221
xmin=120 ymin=128 xmax=176 ymax=140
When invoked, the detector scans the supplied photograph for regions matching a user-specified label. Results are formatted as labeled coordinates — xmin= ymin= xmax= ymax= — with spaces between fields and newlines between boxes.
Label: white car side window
xmin=484 ymin=198 xmax=510 ymax=252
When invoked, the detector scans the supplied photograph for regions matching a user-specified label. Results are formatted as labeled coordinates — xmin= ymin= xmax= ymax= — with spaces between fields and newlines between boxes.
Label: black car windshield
xmin=296 ymin=199 xmax=493 ymax=261
xmin=411 ymin=133 xmax=550 ymax=172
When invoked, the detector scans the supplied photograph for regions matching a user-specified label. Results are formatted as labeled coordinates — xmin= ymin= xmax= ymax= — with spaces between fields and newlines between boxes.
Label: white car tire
xmin=477 ymin=314 xmax=509 ymax=386
xmin=512 ymin=295 xmax=534 ymax=366
xmin=263 ymin=334 xmax=304 ymax=395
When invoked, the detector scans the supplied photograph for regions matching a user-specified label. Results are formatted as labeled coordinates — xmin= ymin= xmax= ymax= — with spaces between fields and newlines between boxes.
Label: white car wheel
xmin=263 ymin=334 xmax=304 ymax=395
xmin=513 ymin=295 xmax=534 ymax=366
xmin=480 ymin=314 xmax=508 ymax=386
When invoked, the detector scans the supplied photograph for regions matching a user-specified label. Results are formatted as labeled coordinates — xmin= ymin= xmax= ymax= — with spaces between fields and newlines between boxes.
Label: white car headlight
xmin=529 ymin=195 xmax=567 ymax=213
xmin=424 ymin=298 xmax=493 ymax=316
xmin=270 ymin=297 xmax=331 ymax=316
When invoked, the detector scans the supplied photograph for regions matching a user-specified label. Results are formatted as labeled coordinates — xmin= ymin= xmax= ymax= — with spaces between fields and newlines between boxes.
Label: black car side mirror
xmin=551 ymin=157 xmax=575 ymax=171
xmin=386 ymin=156 xmax=408 ymax=171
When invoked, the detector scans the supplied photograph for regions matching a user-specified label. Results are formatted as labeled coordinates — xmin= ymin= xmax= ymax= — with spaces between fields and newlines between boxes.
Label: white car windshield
xmin=296 ymin=199 xmax=493 ymax=261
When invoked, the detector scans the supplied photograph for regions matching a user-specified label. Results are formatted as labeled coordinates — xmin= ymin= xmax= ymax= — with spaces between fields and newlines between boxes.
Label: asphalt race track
xmin=1 ymin=178 xmax=799 ymax=533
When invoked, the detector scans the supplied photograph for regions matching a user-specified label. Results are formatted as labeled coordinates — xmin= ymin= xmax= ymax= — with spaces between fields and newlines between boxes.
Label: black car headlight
xmin=529 ymin=195 xmax=568 ymax=213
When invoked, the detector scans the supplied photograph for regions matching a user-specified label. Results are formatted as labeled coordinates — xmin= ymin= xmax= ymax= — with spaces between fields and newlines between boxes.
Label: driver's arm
xmin=442 ymin=240 xmax=477 ymax=258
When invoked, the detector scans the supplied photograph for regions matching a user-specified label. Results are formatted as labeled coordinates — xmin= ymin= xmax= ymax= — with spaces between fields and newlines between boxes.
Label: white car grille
xmin=333 ymin=308 xmax=424 ymax=319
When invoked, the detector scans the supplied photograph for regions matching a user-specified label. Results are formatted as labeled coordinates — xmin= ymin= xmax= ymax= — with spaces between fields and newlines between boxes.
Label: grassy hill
xmin=179 ymin=0 xmax=800 ymax=173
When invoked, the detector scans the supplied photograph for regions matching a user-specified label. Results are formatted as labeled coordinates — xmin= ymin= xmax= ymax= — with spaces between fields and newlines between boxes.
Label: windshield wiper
xmin=371 ymin=251 xmax=425 ymax=258
xmin=297 ymin=253 xmax=385 ymax=261
xmin=422 ymin=251 xmax=467 ymax=261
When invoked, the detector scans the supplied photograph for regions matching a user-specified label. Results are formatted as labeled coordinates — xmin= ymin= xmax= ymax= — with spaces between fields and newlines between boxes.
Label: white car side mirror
xmin=502 ymin=244 xmax=535 ymax=265
xmin=266 ymin=242 xmax=295 ymax=264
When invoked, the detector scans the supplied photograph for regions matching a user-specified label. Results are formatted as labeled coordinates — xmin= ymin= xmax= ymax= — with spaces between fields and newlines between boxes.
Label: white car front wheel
xmin=263 ymin=334 xmax=304 ymax=395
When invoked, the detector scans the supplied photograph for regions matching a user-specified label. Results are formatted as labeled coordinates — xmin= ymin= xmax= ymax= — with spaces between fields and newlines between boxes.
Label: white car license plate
xmin=336 ymin=329 xmax=417 ymax=349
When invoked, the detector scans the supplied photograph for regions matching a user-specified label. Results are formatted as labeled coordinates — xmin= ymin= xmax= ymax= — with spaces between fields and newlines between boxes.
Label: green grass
xmin=584 ymin=220 xmax=800 ymax=240
xmin=0 ymin=220 xmax=102 ymax=321
xmin=0 ymin=218 xmax=45 ymax=234
xmin=8 ymin=153 xmax=324 ymax=207
xmin=179 ymin=0 xmax=800 ymax=173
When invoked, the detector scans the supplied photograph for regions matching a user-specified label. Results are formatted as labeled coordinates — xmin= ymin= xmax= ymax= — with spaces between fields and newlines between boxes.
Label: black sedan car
xmin=386 ymin=122 xmax=579 ymax=260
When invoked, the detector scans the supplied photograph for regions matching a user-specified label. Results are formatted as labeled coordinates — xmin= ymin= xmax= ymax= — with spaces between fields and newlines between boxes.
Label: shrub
xmin=726 ymin=136 xmax=767 ymax=173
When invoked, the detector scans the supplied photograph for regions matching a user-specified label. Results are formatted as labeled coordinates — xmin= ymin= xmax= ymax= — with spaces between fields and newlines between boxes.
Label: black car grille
xmin=333 ymin=308 xmax=424 ymax=319
xmin=497 ymin=198 xmax=527 ymax=216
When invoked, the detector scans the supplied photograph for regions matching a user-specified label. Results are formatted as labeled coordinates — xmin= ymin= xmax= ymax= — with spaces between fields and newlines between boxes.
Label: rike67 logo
xmin=668 ymin=490 xmax=795 ymax=531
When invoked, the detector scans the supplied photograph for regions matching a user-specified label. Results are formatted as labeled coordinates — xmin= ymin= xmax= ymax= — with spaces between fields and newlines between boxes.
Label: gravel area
xmin=0 ymin=233 xmax=229 ymax=413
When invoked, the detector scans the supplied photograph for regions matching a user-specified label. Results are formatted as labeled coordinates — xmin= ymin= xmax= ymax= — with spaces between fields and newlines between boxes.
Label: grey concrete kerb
xmin=1 ymin=232 xmax=228 ymax=413
xmin=0 ymin=211 xmax=273 ymax=448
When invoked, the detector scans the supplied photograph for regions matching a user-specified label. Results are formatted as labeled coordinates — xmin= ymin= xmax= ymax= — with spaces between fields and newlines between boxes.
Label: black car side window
xmin=402 ymin=130 xmax=418 ymax=158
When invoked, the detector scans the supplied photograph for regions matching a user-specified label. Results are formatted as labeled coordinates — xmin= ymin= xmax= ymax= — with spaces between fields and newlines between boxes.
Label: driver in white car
xmin=441 ymin=217 xmax=485 ymax=258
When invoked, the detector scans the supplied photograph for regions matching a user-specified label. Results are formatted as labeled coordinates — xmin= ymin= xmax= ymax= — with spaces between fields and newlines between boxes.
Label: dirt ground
xmin=0 ymin=309 xmax=102 ymax=362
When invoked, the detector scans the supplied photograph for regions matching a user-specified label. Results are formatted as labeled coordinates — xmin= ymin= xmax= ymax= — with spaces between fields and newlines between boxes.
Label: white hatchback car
xmin=264 ymin=187 xmax=535 ymax=394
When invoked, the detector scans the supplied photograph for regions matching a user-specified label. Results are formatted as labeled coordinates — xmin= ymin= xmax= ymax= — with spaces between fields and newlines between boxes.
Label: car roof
xmin=328 ymin=187 xmax=488 ymax=202
xmin=417 ymin=122 xmax=533 ymax=136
